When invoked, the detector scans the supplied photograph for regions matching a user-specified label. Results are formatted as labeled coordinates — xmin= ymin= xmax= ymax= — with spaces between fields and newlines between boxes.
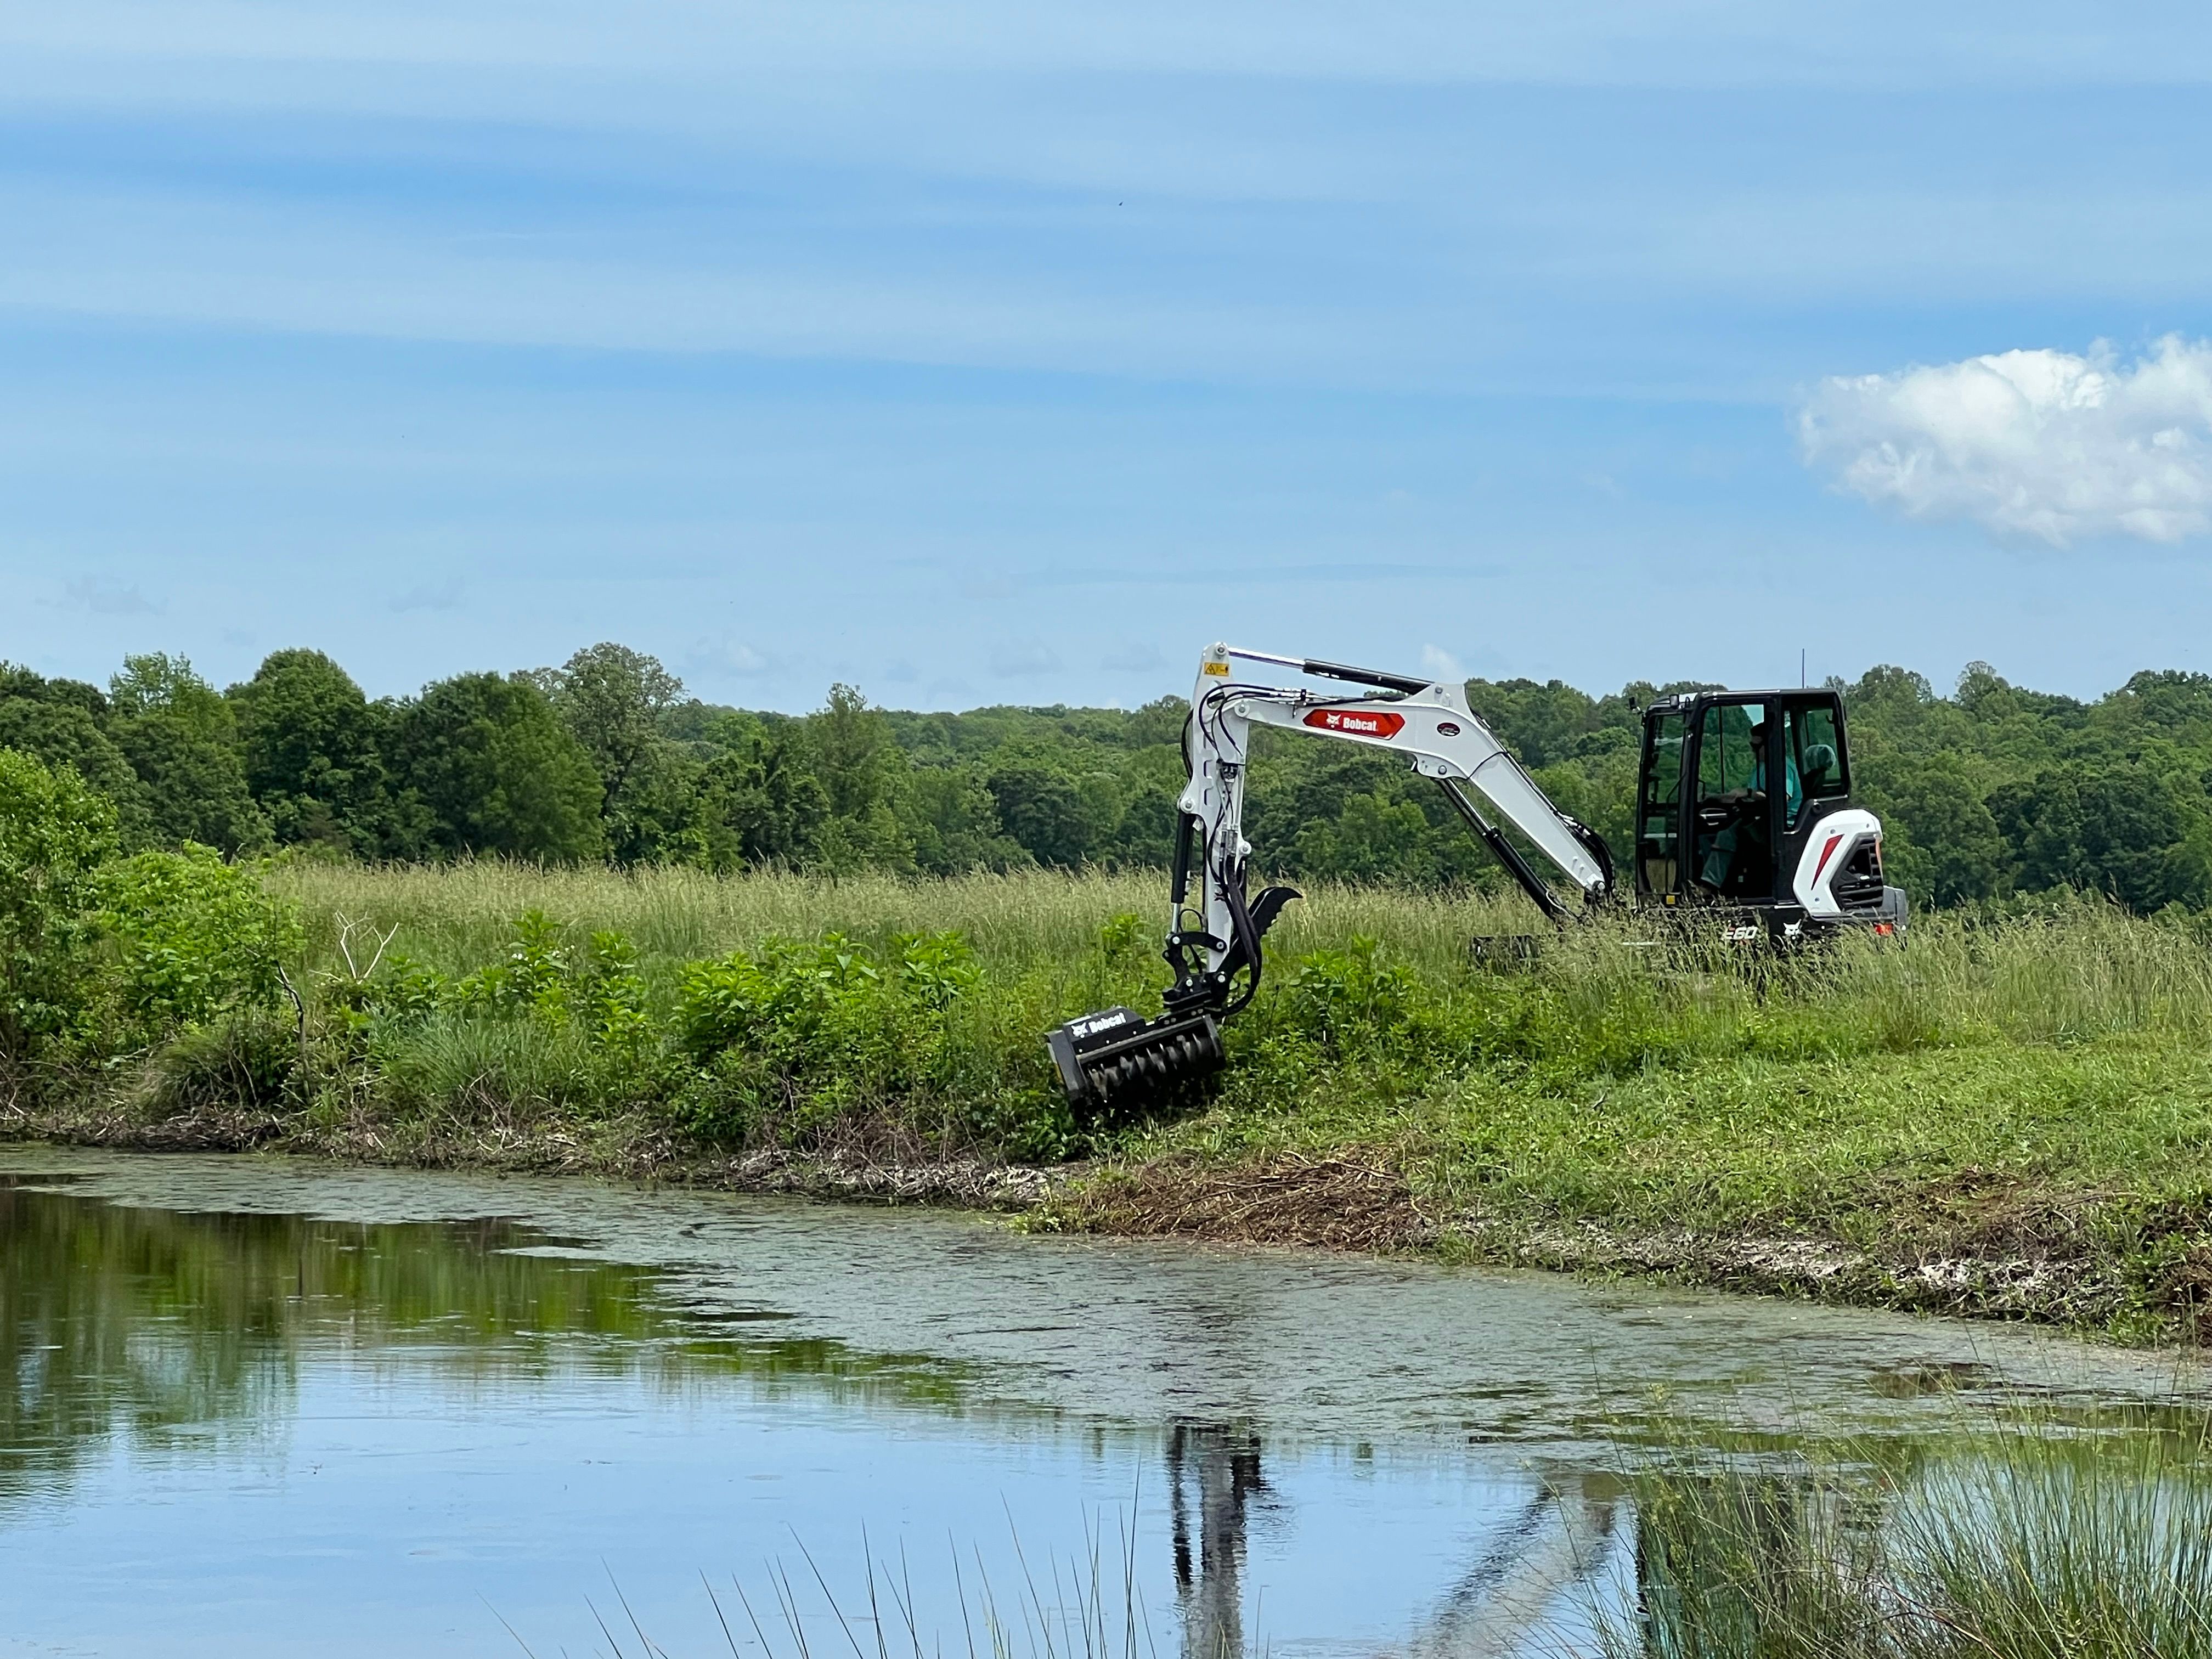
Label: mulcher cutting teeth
xmin=1045 ymin=1006 xmax=1226 ymax=1125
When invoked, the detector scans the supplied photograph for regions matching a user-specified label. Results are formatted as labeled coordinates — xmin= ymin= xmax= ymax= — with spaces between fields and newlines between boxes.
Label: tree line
xmin=4 ymin=644 xmax=2210 ymax=912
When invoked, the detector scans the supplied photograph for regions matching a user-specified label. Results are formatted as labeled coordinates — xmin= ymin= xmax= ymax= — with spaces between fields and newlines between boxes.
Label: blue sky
xmin=6 ymin=2 xmax=2212 ymax=710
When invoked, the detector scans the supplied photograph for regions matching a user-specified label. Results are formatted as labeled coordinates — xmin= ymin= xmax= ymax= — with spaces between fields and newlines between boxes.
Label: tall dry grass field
xmin=268 ymin=859 xmax=1541 ymax=979
xmin=269 ymin=858 xmax=2212 ymax=1048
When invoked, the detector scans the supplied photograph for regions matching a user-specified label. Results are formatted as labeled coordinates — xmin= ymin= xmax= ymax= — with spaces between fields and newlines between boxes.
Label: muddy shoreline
xmin=4 ymin=1100 xmax=2193 ymax=1344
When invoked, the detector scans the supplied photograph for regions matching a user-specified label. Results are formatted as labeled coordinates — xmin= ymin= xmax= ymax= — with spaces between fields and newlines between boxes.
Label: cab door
xmin=1634 ymin=709 xmax=1687 ymax=899
xmin=1687 ymin=699 xmax=1779 ymax=902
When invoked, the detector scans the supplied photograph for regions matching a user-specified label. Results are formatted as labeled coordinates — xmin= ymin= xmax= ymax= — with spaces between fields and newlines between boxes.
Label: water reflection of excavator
xmin=1398 ymin=1483 xmax=1624 ymax=1659
xmin=1050 ymin=642 xmax=1909 ymax=1119
xmin=1167 ymin=1424 xmax=1266 ymax=1659
xmin=1164 ymin=1425 xmax=1630 ymax=1659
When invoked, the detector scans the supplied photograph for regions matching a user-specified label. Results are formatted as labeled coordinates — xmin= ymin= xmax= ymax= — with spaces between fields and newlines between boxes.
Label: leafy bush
xmin=452 ymin=907 xmax=573 ymax=1021
xmin=1276 ymin=936 xmax=1423 ymax=1054
xmin=673 ymin=929 xmax=990 ymax=1146
xmin=364 ymin=954 xmax=449 ymax=1025
xmin=92 ymin=845 xmax=301 ymax=1047
xmin=0 ymin=750 xmax=122 ymax=1065
xmin=576 ymin=930 xmax=653 ymax=1058
xmin=334 ymin=916 xmax=661 ymax=1077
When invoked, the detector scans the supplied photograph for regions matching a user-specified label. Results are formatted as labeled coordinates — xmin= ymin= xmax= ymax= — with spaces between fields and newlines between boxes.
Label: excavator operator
xmin=1700 ymin=721 xmax=1800 ymax=894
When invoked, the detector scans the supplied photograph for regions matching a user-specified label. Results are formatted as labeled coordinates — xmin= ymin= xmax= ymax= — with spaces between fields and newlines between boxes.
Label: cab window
xmin=1637 ymin=712 xmax=1684 ymax=893
xmin=1697 ymin=703 xmax=1762 ymax=797
xmin=1792 ymin=702 xmax=1849 ymax=800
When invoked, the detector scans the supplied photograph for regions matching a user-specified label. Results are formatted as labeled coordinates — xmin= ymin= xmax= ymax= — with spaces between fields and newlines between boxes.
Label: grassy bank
xmin=11 ymin=860 xmax=2212 ymax=1340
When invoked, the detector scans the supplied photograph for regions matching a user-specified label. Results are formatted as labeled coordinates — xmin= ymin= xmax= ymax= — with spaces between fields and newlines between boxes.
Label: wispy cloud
xmin=1420 ymin=643 xmax=1466 ymax=683
xmin=1798 ymin=337 xmax=2212 ymax=546
xmin=1098 ymin=641 xmax=1165 ymax=674
xmin=58 ymin=575 xmax=162 ymax=615
xmin=685 ymin=638 xmax=774 ymax=679
xmin=990 ymin=641 xmax=1059 ymax=678
xmin=390 ymin=576 xmax=464 ymax=612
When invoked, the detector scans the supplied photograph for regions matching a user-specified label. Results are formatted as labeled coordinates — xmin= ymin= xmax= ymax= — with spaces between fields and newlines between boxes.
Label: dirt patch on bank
xmin=1051 ymin=1155 xmax=2208 ymax=1340
xmin=1043 ymin=1152 xmax=1435 ymax=1251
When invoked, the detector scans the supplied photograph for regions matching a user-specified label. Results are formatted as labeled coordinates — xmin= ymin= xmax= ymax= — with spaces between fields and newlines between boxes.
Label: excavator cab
xmin=1634 ymin=690 xmax=1904 ymax=937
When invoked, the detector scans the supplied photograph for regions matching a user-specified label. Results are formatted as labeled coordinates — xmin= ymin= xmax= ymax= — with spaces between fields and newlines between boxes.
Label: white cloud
xmin=1419 ymin=643 xmax=1466 ymax=683
xmin=1797 ymin=337 xmax=2212 ymax=546
xmin=685 ymin=638 xmax=773 ymax=679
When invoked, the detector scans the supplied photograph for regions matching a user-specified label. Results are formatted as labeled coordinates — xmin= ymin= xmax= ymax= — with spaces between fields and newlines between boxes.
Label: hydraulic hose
xmin=1220 ymin=854 xmax=1266 ymax=1017
xmin=1567 ymin=817 xmax=1617 ymax=898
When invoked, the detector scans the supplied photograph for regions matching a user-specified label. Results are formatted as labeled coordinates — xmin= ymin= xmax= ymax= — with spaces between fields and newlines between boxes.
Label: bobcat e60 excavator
xmin=1046 ymin=642 xmax=1908 ymax=1119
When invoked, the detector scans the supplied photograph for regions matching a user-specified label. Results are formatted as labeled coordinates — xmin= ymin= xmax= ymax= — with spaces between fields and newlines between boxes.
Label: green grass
xmin=1595 ymin=1417 xmax=2212 ymax=1658
xmin=87 ymin=860 xmax=2212 ymax=1337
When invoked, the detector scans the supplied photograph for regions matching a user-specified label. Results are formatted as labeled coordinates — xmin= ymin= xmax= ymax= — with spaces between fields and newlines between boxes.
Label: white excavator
xmin=1047 ymin=642 xmax=1908 ymax=1118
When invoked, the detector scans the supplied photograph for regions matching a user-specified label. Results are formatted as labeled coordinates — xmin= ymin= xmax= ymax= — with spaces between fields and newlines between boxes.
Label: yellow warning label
xmin=1201 ymin=662 xmax=1231 ymax=676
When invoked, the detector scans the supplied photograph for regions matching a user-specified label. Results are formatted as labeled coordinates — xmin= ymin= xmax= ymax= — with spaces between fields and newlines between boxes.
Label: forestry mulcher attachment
xmin=1046 ymin=642 xmax=1907 ymax=1120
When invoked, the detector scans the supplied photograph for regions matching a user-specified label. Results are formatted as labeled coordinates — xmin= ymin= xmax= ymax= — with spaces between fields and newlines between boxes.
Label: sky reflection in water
xmin=0 ymin=1152 xmax=2199 ymax=1657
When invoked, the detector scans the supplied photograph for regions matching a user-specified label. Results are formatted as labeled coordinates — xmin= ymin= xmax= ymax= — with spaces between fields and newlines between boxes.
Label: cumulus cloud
xmin=1797 ymin=337 xmax=2212 ymax=546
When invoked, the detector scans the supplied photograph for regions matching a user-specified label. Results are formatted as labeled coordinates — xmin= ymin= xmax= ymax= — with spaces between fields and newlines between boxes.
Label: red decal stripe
xmin=1813 ymin=833 xmax=1844 ymax=884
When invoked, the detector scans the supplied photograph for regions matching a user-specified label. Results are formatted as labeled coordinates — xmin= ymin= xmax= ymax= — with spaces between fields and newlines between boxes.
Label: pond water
xmin=0 ymin=1148 xmax=2202 ymax=1657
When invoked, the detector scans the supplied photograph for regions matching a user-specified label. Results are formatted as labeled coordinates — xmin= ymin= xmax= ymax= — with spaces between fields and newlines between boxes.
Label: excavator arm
xmin=1047 ymin=642 xmax=1615 ymax=1119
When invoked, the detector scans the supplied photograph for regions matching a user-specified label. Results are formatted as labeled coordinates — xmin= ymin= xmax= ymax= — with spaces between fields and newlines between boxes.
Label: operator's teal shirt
xmin=1700 ymin=751 xmax=1804 ymax=887
xmin=1750 ymin=755 xmax=1803 ymax=821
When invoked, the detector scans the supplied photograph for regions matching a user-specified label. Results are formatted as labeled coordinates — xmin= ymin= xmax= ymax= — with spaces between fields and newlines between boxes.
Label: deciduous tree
xmin=230 ymin=650 xmax=393 ymax=854
xmin=390 ymin=674 xmax=607 ymax=862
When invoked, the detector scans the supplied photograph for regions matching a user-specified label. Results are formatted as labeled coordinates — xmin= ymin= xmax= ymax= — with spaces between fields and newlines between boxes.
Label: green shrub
xmin=575 ymin=930 xmax=652 ymax=1058
xmin=672 ymin=929 xmax=993 ymax=1146
xmin=0 ymin=748 xmax=120 ymax=1064
xmin=365 ymin=953 xmax=449 ymax=1025
xmin=91 ymin=845 xmax=301 ymax=1048
xmin=1276 ymin=936 xmax=1423 ymax=1054
xmin=452 ymin=907 xmax=572 ymax=1020
xmin=138 ymin=1009 xmax=301 ymax=1118
xmin=328 ymin=916 xmax=669 ymax=1119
